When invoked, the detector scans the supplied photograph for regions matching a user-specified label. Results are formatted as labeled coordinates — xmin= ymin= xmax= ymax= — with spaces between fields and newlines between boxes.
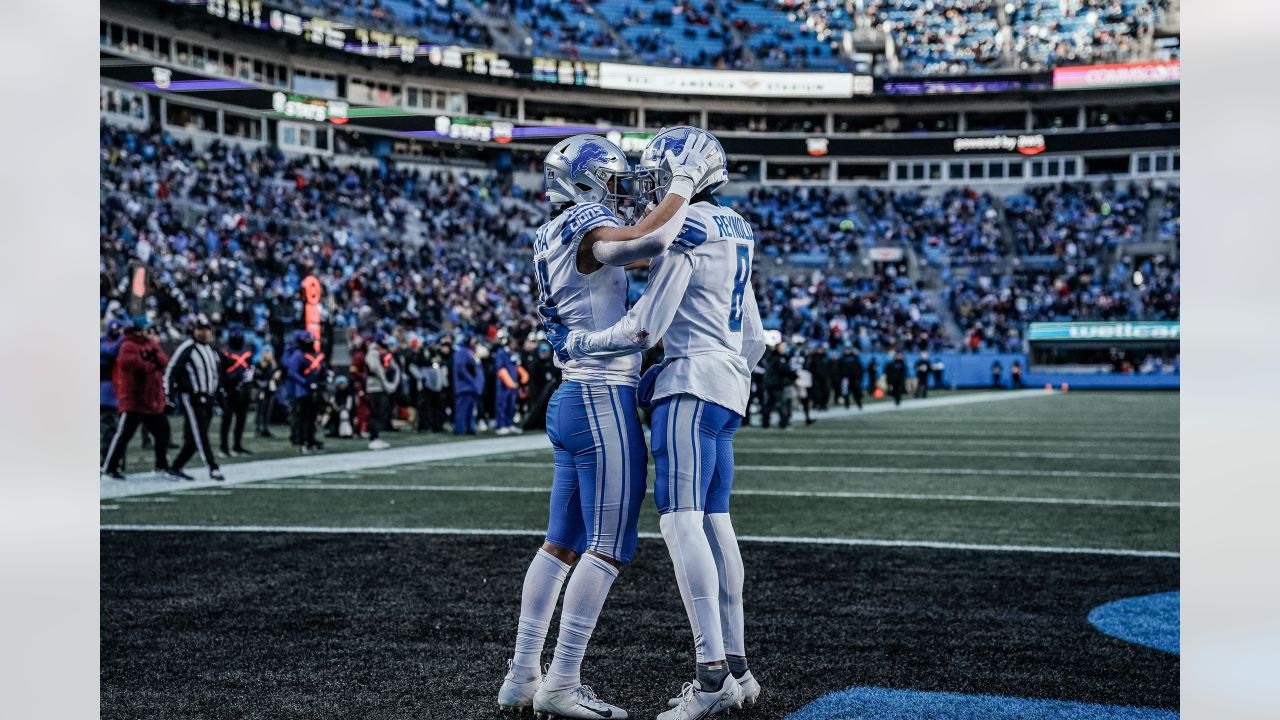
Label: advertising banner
xmin=598 ymin=63 xmax=865 ymax=98
xmin=1052 ymin=61 xmax=1181 ymax=90
xmin=881 ymin=74 xmax=1049 ymax=95
xmin=1027 ymin=321 xmax=1181 ymax=342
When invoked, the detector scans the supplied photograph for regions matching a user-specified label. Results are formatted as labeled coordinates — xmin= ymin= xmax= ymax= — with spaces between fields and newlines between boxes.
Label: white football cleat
xmin=368 ymin=439 xmax=390 ymax=450
xmin=735 ymin=671 xmax=760 ymax=706
xmin=668 ymin=671 xmax=759 ymax=707
xmin=533 ymin=683 xmax=627 ymax=719
xmin=498 ymin=660 xmax=540 ymax=713
xmin=657 ymin=676 xmax=742 ymax=720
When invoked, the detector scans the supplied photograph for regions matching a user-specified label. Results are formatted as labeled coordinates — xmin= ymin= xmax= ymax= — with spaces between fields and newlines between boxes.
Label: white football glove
xmin=665 ymin=133 xmax=720 ymax=200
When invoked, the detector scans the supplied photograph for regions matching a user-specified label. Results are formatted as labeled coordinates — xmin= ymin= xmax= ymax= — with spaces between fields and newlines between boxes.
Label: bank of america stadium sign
xmin=1027 ymin=321 xmax=1181 ymax=342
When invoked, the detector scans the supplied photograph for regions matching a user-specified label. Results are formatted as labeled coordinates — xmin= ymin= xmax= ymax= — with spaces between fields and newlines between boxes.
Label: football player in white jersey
xmin=545 ymin=127 xmax=766 ymax=720
xmin=498 ymin=133 xmax=722 ymax=719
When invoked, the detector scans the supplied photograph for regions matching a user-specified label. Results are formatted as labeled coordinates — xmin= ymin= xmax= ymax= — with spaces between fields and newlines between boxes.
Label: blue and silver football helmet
xmin=637 ymin=126 xmax=729 ymax=203
xmin=543 ymin=134 xmax=644 ymax=221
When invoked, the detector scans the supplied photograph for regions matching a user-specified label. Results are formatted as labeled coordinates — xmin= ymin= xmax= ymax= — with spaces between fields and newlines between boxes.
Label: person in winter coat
xmin=452 ymin=336 xmax=484 ymax=435
xmin=913 ymin=351 xmax=932 ymax=399
xmin=218 ymin=327 xmax=255 ymax=456
xmin=837 ymin=345 xmax=864 ymax=410
xmin=761 ymin=339 xmax=797 ymax=429
xmin=284 ymin=330 xmax=327 ymax=453
xmin=885 ymin=351 xmax=908 ymax=406
xmin=806 ymin=344 xmax=832 ymax=411
xmin=493 ymin=331 xmax=526 ymax=435
xmin=253 ymin=347 xmax=279 ymax=438
xmin=101 ymin=317 xmax=175 ymax=480
xmin=365 ymin=333 xmax=401 ymax=450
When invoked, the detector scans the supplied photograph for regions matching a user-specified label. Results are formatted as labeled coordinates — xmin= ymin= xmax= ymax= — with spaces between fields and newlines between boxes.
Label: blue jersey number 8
xmin=728 ymin=243 xmax=749 ymax=332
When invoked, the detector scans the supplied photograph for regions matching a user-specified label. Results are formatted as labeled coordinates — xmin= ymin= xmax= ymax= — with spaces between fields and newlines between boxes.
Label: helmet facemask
xmin=599 ymin=167 xmax=645 ymax=223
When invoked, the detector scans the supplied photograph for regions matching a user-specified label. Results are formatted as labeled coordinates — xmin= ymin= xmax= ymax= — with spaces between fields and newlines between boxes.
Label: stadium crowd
xmin=99 ymin=121 xmax=1178 ymax=469
xmin=260 ymin=0 xmax=1174 ymax=73
xmin=280 ymin=0 xmax=496 ymax=47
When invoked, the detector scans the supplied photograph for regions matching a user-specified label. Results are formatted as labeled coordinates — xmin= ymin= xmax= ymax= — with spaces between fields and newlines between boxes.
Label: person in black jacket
xmin=837 ymin=345 xmax=864 ymax=410
xmin=521 ymin=340 xmax=560 ymax=432
xmin=913 ymin=351 xmax=932 ymax=399
xmin=218 ymin=327 xmax=255 ymax=456
xmin=164 ymin=314 xmax=223 ymax=480
xmin=806 ymin=344 xmax=832 ymax=411
xmin=885 ymin=351 xmax=908 ymax=407
xmin=865 ymin=357 xmax=879 ymax=398
xmin=761 ymin=343 xmax=796 ymax=429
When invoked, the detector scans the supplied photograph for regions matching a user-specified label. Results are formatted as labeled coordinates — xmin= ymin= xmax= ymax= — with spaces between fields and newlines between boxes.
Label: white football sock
xmin=660 ymin=511 xmax=725 ymax=663
xmin=544 ymin=553 xmax=619 ymax=691
xmin=705 ymin=512 xmax=746 ymax=658
xmin=511 ymin=548 xmax=571 ymax=681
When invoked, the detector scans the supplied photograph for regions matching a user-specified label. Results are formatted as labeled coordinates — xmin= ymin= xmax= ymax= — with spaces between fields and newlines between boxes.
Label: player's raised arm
xmin=545 ymin=249 xmax=695 ymax=361
xmin=587 ymin=133 xmax=724 ymax=266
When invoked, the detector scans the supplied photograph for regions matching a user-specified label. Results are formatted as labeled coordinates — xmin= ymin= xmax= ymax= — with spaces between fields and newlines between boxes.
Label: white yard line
xmin=428 ymin=461 xmax=1177 ymax=480
xmin=238 ymin=482 xmax=1176 ymax=508
xmin=690 ymin=447 xmax=1177 ymax=461
xmin=98 ymin=523 xmax=1178 ymax=559
xmin=735 ymin=438 xmax=1177 ymax=449
xmin=778 ymin=429 xmax=1179 ymax=440
xmin=100 ymin=389 xmax=1055 ymax=501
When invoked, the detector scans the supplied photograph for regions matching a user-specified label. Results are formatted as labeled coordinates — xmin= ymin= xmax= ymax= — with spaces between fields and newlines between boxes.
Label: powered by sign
xmin=953 ymin=134 xmax=1046 ymax=154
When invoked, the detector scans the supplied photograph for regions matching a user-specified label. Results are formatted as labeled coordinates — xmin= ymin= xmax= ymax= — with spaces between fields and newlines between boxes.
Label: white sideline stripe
xmin=97 ymin=524 xmax=1178 ymax=558
xmin=100 ymin=505 xmax=119 ymax=511
xmin=781 ymin=430 xmax=1179 ymax=440
xmin=429 ymin=461 xmax=1177 ymax=480
xmin=498 ymin=447 xmax=1178 ymax=462
xmin=100 ymin=389 xmax=1053 ymax=500
xmin=695 ymin=448 xmax=1178 ymax=461
xmin=240 ymin=482 xmax=1177 ymax=508
xmin=736 ymin=437 xmax=1178 ymax=449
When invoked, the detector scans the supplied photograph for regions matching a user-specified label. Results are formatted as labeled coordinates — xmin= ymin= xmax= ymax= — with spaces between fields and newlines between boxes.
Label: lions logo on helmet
xmin=569 ymin=141 xmax=613 ymax=178
xmin=637 ymin=126 xmax=729 ymax=203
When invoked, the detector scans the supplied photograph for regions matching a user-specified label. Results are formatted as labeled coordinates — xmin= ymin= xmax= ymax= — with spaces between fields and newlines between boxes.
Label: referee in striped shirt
xmin=164 ymin=314 xmax=224 ymax=480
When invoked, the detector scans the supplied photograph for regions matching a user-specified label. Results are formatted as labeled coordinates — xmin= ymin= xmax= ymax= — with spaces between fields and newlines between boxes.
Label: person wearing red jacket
xmin=100 ymin=316 xmax=177 ymax=480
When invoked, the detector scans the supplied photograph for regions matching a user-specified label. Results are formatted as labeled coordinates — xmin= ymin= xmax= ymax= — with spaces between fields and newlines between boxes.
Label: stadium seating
xmin=728 ymin=0 xmax=846 ymax=70
xmin=293 ymin=0 xmax=495 ymax=46
xmin=593 ymin=0 xmax=747 ymax=68
xmin=514 ymin=0 xmax=621 ymax=61
xmin=276 ymin=0 xmax=1175 ymax=73
xmin=99 ymin=123 xmax=1177 ymax=356
xmin=1008 ymin=0 xmax=1159 ymax=71
xmin=865 ymin=0 xmax=1005 ymax=75
xmin=949 ymin=181 xmax=1178 ymax=352
xmin=99 ymin=124 xmax=543 ymax=344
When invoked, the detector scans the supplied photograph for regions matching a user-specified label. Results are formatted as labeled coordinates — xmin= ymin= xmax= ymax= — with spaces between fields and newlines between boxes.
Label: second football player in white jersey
xmin=548 ymin=127 xmax=767 ymax=720
xmin=498 ymin=133 xmax=722 ymax=720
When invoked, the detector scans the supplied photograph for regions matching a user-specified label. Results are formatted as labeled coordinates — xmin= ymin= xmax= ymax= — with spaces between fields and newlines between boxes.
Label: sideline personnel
xmin=165 ymin=314 xmax=224 ymax=480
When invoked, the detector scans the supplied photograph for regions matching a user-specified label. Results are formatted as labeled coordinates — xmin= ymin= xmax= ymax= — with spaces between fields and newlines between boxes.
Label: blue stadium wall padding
xmin=785 ymin=687 xmax=1179 ymax=720
xmin=1021 ymin=372 xmax=1180 ymax=390
xmin=870 ymin=351 xmax=1180 ymax=390
xmin=1088 ymin=591 xmax=1180 ymax=655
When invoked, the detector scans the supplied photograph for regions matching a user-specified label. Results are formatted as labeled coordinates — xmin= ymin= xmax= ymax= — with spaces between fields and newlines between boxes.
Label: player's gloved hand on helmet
xmin=538 ymin=305 xmax=572 ymax=363
xmin=665 ymin=133 xmax=718 ymax=200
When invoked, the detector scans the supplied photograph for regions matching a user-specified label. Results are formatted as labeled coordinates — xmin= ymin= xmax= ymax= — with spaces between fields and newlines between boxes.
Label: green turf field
xmin=101 ymin=391 xmax=1179 ymax=555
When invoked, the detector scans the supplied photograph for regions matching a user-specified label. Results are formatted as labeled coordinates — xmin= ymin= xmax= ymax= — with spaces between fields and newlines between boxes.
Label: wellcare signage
xmin=1027 ymin=321 xmax=1181 ymax=342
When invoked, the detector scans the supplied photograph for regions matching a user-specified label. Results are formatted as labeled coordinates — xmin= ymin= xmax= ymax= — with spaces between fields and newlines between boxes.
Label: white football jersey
xmin=652 ymin=202 xmax=760 ymax=413
xmin=533 ymin=202 xmax=641 ymax=386
xmin=567 ymin=201 xmax=765 ymax=414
